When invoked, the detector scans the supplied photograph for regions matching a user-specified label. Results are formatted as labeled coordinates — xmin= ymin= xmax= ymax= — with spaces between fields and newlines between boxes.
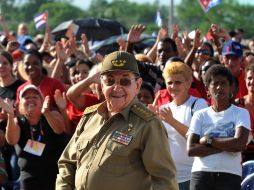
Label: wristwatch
xmin=206 ymin=137 xmax=213 ymax=147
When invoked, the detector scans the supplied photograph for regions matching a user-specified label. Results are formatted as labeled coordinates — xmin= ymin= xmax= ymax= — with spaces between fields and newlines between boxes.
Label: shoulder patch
xmin=131 ymin=103 xmax=155 ymax=121
xmin=83 ymin=103 xmax=101 ymax=115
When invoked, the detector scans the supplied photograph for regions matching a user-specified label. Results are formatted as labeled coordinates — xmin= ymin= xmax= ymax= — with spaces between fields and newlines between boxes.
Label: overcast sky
xmin=71 ymin=0 xmax=254 ymax=10
xmin=72 ymin=0 xmax=181 ymax=10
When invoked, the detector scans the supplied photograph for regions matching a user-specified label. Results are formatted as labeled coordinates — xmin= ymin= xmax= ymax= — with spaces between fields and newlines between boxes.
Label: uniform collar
xmin=97 ymin=97 xmax=139 ymax=121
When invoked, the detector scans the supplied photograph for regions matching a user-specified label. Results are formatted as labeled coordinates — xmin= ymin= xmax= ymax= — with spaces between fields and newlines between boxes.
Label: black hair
xmin=236 ymin=28 xmax=244 ymax=34
xmin=204 ymin=64 xmax=234 ymax=87
xmin=159 ymin=37 xmax=177 ymax=52
xmin=168 ymin=56 xmax=184 ymax=63
xmin=203 ymin=42 xmax=214 ymax=57
xmin=245 ymin=63 xmax=254 ymax=74
xmin=24 ymin=49 xmax=43 ymax=64
xmin=65 ymin=58 xmax=77 ymax=69
xmin=76 ymin=58 xmax=94 ymax=69
xmin=229 ymin=30 xmax=237 ymax=37
xmin=244 ymin=51 xmax=254 ymax=57
xmin=0 ymin=50 xmax=13 ymax=66
xmin=141 ymin=82 xmax=155 ymax=100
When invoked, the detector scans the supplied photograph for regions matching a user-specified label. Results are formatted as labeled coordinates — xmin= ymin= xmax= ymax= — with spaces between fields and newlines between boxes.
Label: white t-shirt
xmin=162 ymin=96 xmax=208 ymax=183
xmin=188 ymin=104 xmax=250 ymax=176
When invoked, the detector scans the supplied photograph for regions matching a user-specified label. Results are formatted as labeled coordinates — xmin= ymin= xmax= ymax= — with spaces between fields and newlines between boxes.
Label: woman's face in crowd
xmin=165 ymin=74 xmax=191 ymax=99
xmin=208 ymin=75 xmax=232 ymax=102
xmin=195 ymin=44 xmax=211 ymax=65
xmin=138 ymin=87 xmax=154 ymax=106
xmin=246 ymin=70 xmax=254 ymax=93
xmin=0 ymin=55 xmax=12 ymax=78
xmin=75 ymin=64 xmax=90 ymax=83
xmin=19 ymin=89 xmax=43 ymax=115
xmin=23 ymin=54 xmax=43 ymax=81
xmin=199 ymin=60 xmax=216 ymax=82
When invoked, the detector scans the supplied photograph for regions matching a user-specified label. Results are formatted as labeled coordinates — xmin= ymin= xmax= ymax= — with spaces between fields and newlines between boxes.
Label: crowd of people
xmin=0 ymin=15 xmax=252 ymax=190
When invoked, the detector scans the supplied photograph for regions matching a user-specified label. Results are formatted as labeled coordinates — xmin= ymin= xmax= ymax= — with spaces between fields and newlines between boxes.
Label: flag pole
xmin=168 ymin=0 xmax=174 ymax=35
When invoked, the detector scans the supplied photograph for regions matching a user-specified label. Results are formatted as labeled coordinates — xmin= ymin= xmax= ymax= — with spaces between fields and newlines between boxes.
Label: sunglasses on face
xmin=196 ymin=49 xmax=211 ymax=56
xmin=101 ymin=76 xmax=138 ymax=87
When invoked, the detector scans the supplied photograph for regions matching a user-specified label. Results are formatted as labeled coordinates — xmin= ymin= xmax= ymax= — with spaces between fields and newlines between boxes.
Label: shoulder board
xmin=83 ymin=103 xmax=101 ymax=115
xmin=131 ymin=103 xmax=155 ymax=121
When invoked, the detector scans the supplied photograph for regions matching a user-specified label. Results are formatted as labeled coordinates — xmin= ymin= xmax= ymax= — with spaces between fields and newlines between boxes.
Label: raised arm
xmin=184 ymin=29 xmax=201 ymax=67
xmin=125 ymin=24 xmax=146 ymax=53
xmin=146 ymin=27 xmax=168 ymax=63
xmin=54 ymin=89 xmax=73 ymax=135
xmin=41 ymin=96 xmax=65 ymax=134
xmin=66 ymin=71 xmax=100 ymax=110
xmin=2 ymin=98 xmax=20 ymax=145
xmin=159 ymin=106 xmax=188 ymax=137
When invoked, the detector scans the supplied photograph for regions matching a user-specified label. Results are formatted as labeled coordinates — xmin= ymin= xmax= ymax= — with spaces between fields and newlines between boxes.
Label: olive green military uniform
xmin=56 ymin=98 xmax=178 ymax=190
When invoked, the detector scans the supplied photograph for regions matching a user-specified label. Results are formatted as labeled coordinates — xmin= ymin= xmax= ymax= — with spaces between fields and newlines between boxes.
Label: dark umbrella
xmin=52 ymin=17 xmax=128 ymax=41
xmin=91 ymin=34 xmax=156 ymax=56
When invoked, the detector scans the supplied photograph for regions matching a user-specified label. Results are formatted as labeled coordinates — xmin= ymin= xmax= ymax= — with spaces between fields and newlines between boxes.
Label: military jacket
xmin=56 ymin=98 xmax=178 ymax=190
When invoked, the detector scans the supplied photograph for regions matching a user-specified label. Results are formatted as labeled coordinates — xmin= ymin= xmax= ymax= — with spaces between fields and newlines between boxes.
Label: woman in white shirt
xmin=150 ymin=61 xmax=207 ymax=190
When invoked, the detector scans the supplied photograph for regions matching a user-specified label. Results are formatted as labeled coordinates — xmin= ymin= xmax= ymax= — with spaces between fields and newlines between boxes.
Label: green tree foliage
xmin=1 ymin=0 xmax=254 ymax=38
xmin=176 ymin=0 xmax=254 ymax=38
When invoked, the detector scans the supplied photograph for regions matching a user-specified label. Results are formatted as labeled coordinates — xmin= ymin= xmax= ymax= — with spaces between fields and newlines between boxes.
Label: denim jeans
xmin=190 ymin=171 xmax=241 ymax=190
xmin=179 ymin=180 xmax=190 ymax=190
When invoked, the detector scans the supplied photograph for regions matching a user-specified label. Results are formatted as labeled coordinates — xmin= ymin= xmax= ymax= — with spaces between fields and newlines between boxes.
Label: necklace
xmin=29 ymin=120 xmax=44 ymax=142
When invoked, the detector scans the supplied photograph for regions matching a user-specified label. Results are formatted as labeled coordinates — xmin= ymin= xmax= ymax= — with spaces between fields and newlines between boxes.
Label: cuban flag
xmin=34 ymin=11 xmax=48 ymax=30
xmin=155 ymin=10 xmax=162 ymax=27
xmin=198 ymin=0 xmax=222 ymax=13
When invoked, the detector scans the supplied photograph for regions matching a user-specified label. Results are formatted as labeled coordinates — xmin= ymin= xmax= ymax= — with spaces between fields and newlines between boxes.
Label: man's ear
xmin=136 ymin=77 xmax=143 ymax=91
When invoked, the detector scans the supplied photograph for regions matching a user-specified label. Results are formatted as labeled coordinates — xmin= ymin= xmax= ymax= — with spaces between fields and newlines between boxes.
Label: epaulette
xmin=83 ymin=103 xmax=101 ymax=115
xmin=131 ymin=103 xmax=155 ymax=121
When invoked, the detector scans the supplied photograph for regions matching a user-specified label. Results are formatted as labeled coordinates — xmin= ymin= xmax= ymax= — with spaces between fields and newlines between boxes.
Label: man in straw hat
xmin=56 ymin=51 xmax=178 ymax=190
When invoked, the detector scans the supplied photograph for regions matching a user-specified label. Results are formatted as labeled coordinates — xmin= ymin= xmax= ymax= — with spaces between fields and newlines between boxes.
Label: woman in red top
xmin=236 ymin=63 xmax=254 ymax=162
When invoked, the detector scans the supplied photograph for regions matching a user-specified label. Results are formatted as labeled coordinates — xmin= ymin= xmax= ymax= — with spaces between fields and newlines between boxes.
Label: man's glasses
xmin=101 ymin=76 xmax=138 ymax=87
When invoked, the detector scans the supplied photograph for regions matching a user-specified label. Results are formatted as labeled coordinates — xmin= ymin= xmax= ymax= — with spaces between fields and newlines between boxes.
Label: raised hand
xmin=193 ymin=29 xmax=202 ymax=49
xmin=127 ymin=24 xmax=146 ymax=44
xmin=0 ymin=97 xmax=15 ymax=115
xmin=157 ymin=27 xmax=168 ymax=42
xmin=171 ymin=24 xmax=179 ymax=40
xmin=158 ymin=106 xmax=173 ymax=123
xmin=41 ymin=96 xmax=50 ymax=114
xmin=54 ymin=89 xmax=67 ymax=110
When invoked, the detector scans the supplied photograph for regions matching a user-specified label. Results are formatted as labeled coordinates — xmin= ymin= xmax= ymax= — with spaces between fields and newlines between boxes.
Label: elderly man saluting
xmin=56 ymin=51 xmax=178 ymax=190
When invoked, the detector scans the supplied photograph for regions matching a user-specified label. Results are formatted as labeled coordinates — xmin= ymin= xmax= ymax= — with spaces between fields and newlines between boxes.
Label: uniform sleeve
xmin=55 ymin=131 xmax=77 ymax=190
xmin=56 ymin=115 xmax=88 ymax=190
xmin=141 ymin=118 xmax=179 ymax=190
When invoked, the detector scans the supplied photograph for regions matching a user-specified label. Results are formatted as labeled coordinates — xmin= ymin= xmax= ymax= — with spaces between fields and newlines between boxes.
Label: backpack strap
xmin=191 ymin=98 xmax=198 ymax=116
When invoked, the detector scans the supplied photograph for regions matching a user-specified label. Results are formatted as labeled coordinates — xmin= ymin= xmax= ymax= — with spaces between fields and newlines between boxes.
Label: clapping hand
xmin=54 ymin=89 xmax=67 ymax=110
xmin=41 ymin=96 xmax=50 ymax=114
xmin=0 ymin=97 xmax=15 ymax=116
